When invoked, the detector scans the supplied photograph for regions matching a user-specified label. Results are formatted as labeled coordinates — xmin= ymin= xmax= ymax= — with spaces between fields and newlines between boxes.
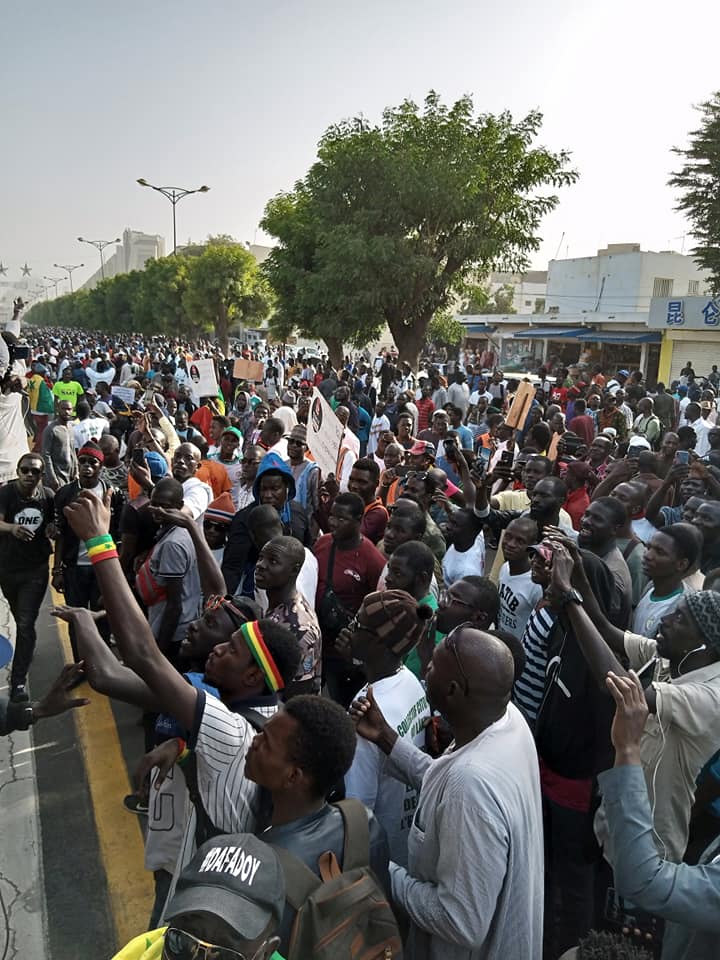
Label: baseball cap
xmin=165 ymin=832 xmax=285 ymax=941
xmin=528 ymin=543 xmax=553 ymax=564
xmin=627 ymin=437 xmax=652 ymax=451
xmin=221 ymin=426 xmax=243 ymax=442
xmin=600 ymin=427 xmax=617 ymax=440
xmin=408 ymin=440 xmax=436 ymax=458
xmin=205 ymin=492 xmax=236 ymax=525
xmin=144 ymin=450 xmax=169 ymax=480
xmin=358 ymin=590 xmax=434 ymax=658
xmin=617 ymin=369 xmax=630 ymax=378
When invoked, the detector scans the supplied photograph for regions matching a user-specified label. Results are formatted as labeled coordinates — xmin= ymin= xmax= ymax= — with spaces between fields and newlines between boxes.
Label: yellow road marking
xmin=51 ymin=588 xmax=153 ymax=948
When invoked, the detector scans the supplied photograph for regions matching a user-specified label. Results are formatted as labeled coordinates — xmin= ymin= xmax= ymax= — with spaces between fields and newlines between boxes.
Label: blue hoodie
xmin=251 ymin=452 xmax=296 ymax=525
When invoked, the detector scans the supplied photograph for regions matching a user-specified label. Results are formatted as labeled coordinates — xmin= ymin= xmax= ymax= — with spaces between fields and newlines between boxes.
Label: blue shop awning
xmin=514 ymin=327 xmax=592 ymax=339
xmin=463 ymin=324 xmax=497 ymax=335
xmin=575 ymin=330 xmax=662 ymax=344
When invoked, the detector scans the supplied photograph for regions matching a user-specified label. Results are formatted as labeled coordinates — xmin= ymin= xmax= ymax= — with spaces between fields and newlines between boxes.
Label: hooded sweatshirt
xmin=221 ymin=452 xmax=312 ymax=593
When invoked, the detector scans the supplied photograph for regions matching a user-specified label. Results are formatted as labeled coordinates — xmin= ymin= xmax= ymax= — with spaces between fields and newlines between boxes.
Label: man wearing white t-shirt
xmin=171 ymin=442 xmax=213 ymax=521
xmin=340 ymin=590 xmax=432 ymax=867
xmin=498 ymin=517 xmax=543 ymax=642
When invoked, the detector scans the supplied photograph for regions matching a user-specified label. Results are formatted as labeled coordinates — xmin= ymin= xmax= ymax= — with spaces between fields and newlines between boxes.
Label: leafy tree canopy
xmin=262 ymin=91 xmax=576 ymax=367
xmin=670 ymin=91 xmax=720 ymax=293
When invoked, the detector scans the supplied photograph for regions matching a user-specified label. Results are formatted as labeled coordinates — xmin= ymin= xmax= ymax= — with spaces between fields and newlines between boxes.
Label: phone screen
xmin=676 ymin=450 xmax=690 ymax=465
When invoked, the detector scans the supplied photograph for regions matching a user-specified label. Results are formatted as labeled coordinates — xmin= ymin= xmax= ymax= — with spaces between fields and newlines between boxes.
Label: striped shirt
xmin=192 ymin=691 xmax=279 ymax=835
xmin=513 ymin=604 xmax=557 ymax=726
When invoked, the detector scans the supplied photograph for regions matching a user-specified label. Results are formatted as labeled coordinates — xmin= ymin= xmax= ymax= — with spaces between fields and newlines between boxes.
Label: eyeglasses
xmin=19 ymin=466 xmax=42 ymax=476
xmin=406 ymin=471 xmax=429 ymax=482
xmin=445 ymin=627 xmax=470 ymax=694
xmin=439 ymin=588 xmax=473 ymax=609
xmin=163 ymin=926 xmax=254 ymax=960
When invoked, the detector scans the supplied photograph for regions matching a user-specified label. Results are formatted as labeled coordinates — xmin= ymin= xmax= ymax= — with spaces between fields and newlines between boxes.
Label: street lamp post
xmin=43 ymin=275 xmax=64 ymax=298
xmin=136 ymin=178 xmax=210 ymax=254
xmin=53 ymin=262 xmax=84 ymax=294
xmin=77 ymin=237 xmax=121 ymax=280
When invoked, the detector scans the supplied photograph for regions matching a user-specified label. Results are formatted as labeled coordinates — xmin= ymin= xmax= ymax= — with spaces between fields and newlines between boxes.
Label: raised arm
xmin=61 ymin=490 xmax=198 ymax=731
xmin=646 ymin=464 xmax=686 ymax=526
xmin=150 ymin=506 xmax=226 ymax=598
xmin=51 ymin=605 xmax=160 ymax=711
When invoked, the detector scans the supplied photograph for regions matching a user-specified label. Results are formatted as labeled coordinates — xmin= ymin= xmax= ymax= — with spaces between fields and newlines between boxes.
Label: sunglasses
xmin=406 ymin=470 xmax=429 ymax=481
xmin=445 ymin=627 xmax=470 ymax=694
xmin=439 ymin=588 xmax=473 ymax=609
xmin=203 ymin=521 xmax=229 ymax=533
xmin=19 ymin=466 xmax=43 ymax=476
xmin=205 ymin=595 xmax=251 ymax=628
xmin=163 ymin=927 xmax=256 ymax=960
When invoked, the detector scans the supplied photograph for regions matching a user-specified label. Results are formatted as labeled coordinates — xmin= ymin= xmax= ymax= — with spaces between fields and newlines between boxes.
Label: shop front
xmin=649 ymin=295 xmax=720 ymax=385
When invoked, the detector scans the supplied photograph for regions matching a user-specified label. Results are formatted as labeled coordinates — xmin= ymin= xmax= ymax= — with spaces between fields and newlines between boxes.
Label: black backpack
xmin=273 ymin=799 xmax=403 ymax=960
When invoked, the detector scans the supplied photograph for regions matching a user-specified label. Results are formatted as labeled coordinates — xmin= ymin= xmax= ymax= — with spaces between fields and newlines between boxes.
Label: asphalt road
xmin=0 ymin=588 xmax=153 ymax=959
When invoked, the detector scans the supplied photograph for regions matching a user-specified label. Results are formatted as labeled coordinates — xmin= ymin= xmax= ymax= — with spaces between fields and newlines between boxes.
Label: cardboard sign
xmin=547 ymin=432 xmax=560 ymax=462
xmin=233 ymin=358 xmax=265 ymax=382
xmin=307 ymin=387 xmax=344 ymax=479
xmin=111 ymin=386 xmax=136 ymax=404
xmin=188 ymin=359 xmax=219 ymax=402
xmin=504 ymin=381 xmax=535 ymax=430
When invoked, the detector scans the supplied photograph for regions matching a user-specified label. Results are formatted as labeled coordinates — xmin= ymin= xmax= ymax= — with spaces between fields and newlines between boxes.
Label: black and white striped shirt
xmin=192 ymin=690 xmax=279 ymax=834
xmin=513 ymin=604 xmax=557 ymax=726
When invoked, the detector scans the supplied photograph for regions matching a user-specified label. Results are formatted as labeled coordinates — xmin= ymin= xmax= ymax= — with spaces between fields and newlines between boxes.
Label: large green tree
xmin=262 ymin=91 xmax=576 ymax=368
xmin=669 ymin=92 xmax=720 ymax=293
xmin=183 ymin=240 xmax=272 ymax=353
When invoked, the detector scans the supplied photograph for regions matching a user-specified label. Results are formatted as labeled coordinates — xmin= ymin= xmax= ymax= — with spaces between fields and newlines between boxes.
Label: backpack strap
xmin=622 ymin=538 xmax=641 ymax=561
xmin=272 ymin=846 xmax=323 ymax=911
xmin=335 ymin=798 xmax=371 ymax=871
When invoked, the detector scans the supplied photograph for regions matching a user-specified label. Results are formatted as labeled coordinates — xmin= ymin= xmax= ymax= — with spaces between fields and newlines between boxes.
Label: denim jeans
xmin=62 ymin=564 xmax=110 ymax=659
xmin=0 ymin=566 xmax=49 ymax=687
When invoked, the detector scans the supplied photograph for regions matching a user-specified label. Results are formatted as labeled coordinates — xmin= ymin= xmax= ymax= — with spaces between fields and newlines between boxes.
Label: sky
xmin=2 ymin=0 xmax=719 ymax=298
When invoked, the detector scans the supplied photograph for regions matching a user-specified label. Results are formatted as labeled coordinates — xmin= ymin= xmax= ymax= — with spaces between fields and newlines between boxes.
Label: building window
xmin=534 ymin=298 xmax=546 ymax=314
xmin=548 ymin=305 xmax=559 ymax=315
xmin=653 ymin=277 xmax=673 ymax=298
xmin=524 ymin=300 xmax=532 ymax=306
xmin=688 ymin=280 xmax=700 ymax=295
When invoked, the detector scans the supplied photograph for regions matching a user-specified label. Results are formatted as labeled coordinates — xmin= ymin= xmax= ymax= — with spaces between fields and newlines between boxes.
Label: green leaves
xmin=24 ymin=241 xmax=271 ymax=346
xmin=670 ymin=92 xmax=720 ymax=293
xmin=262 ymin=91 xmax=576 ymax=364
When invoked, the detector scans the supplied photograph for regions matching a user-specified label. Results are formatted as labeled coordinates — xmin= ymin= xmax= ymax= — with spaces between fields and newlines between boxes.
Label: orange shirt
xmin=197 ymin=460 xmax=232 ymax=499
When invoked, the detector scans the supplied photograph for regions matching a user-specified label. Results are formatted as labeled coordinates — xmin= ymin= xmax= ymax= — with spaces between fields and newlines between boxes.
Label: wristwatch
xmin=558 ymin=588 xmax=583 ymax=609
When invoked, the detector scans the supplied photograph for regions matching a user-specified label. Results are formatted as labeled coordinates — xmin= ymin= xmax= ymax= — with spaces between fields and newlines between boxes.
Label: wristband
xmin=176 ymin=738 xmax=190 ymax=766
xmin=88 ymin=539 xmax=119 ymax=564
xmin=85 ymin=534 xmax=114 ymax=550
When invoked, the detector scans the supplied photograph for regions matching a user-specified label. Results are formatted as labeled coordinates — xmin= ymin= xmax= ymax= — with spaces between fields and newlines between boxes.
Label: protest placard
xmin=307 ymin=387 xmax=344 ymax=479
xmin=233 ymin=358 xmax=265 ymax=381
xmin=505 ymin=381 xmax=535 ymax=429
xmin=188 ymin=359 xmax=219 ymax=402
xmin=111 ymin=386 xmax=136 ymax=404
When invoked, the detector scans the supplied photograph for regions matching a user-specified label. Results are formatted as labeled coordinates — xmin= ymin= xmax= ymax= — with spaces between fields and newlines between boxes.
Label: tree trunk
xmin=324 ymin=336 xmax=345 ymax=370
xmin=387 ymin=317 xmax=429 ymax=370
xmin=215 ymin=302 xmax=230 ymax=356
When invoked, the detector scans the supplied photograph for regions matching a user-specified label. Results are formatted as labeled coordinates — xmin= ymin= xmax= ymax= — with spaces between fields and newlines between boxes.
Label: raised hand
xmin=348 ymin=685 xmax=397 ymax=754
xmin=606 ymin=670 xmax=648 ymax=764
xmin=63 ymin=488 xmax=112 ymax=541
xmin=33 ymin=663 xmax=90 ymax=719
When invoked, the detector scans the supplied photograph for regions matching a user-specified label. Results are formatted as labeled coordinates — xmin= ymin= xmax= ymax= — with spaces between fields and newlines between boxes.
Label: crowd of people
xmin=2 ymin=327 xmax=720 ymax=959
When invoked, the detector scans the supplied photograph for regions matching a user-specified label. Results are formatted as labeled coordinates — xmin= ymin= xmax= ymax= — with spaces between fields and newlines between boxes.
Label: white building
xmin=80 ymin=229 xmax=165 ymax=290
xmin=488 ymin=270 xmax=547 ymax=315
xmin=458 ymin=244 xmax=711 ymax=380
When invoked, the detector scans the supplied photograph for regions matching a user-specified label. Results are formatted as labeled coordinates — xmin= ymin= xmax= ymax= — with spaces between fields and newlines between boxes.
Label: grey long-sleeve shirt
xmin=386 ymin=702 xmax=544 ymax=960
xmin=600 ymin=764 xmax=720 ymax=960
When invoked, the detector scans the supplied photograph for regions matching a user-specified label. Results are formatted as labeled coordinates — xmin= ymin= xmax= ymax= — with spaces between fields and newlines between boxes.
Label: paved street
xmin=0 ymin=590 xmax=153 ymax=959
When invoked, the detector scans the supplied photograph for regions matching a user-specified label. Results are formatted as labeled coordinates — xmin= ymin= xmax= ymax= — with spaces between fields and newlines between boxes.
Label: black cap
xmin=165 ymin=833 xmax=285 ymax=941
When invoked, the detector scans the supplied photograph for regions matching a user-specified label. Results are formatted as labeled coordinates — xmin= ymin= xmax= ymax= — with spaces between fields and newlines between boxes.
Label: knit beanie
xmin=685 ymin=590 xmax=720 ymax=652
xmin=358 ymin=590 xmax=434 ymax=658
xmin=205 ymin=491 xmax=236 ymax=525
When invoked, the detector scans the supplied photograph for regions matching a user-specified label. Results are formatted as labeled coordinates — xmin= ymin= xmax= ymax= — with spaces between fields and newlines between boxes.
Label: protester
xmin=0 ymin=453 xmax=55 ymax=700
xmin=351 ymin=626 xmax=543 ymax=959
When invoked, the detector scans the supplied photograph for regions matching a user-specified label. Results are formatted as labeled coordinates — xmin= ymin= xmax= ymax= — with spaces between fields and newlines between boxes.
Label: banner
xmin=233 ymin=358 xmax=264 ymax=381
xmin=188 ymin=359 xmax=219 ymax=402
xmin=307 ymin=387 xmax=344 ymax=479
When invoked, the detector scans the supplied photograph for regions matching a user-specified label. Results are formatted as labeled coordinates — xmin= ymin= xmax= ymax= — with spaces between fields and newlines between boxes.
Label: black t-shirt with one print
xmin=0 ymin=482 xmax=54 ymax=569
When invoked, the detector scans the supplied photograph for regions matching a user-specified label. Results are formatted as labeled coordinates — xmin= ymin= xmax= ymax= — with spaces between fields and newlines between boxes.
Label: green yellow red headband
xmin=241 ymin=621 xmax=284 ymax=692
